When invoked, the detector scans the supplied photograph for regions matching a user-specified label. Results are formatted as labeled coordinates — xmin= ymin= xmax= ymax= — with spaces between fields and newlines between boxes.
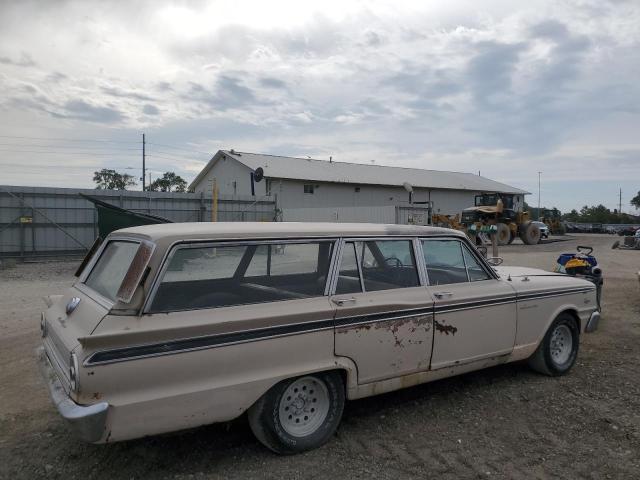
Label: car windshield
xmin=85 ymin=240 xmax=141 ymax=301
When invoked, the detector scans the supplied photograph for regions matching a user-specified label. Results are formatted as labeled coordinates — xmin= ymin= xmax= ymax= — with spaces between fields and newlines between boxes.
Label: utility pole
xmin=619 ymin=188 xmax=622 ymax=215
xmin=538 ymin=171 xmax=541 ymax=220
xmin=142 ymin=133 xmax=146 ymax=191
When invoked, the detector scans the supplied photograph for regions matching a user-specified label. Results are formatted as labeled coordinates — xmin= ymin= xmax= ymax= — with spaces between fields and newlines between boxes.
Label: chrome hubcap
xmin=278 ymin=376 xmax=330 ymax=437
xmin=550 ymin=324 xmax=572 ymax=365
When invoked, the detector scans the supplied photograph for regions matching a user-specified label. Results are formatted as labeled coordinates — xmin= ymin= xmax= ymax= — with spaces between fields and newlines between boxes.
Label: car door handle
xmin=332 ymin=297 xmax=357 ymax=306
xmin=434 ymin=292 xmax=453 ymax=299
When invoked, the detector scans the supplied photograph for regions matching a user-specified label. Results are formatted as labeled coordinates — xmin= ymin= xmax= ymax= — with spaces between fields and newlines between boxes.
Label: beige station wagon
xmin=37 ymin=222 xmax=600 ymax=453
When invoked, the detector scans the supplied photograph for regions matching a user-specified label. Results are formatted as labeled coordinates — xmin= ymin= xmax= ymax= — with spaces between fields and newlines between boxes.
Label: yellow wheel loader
xmin=540 ymin=208 xmax=565 ymax=235
xmin=460 ymin=193 xmax=541 ymax=246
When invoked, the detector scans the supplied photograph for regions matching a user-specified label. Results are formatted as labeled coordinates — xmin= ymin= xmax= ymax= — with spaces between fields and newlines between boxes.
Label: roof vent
xmin=230 ymin=149 xmax=241 ymax=156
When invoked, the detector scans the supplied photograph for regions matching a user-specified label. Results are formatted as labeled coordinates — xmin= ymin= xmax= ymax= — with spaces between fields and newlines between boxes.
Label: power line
xmin=0 ymin=142 xmax=139 ymax=151
xmin=146 ymin=152 xmax=204 ymax=162
xmin=0 ymin=149 xmax=140 ymax=156
xmin=0 ymin=134 xmax=139 ymax=144
xmin=146 ymin=141 xmax=212 ymax=155
xmin=0 ymin=162 xmax=140 ymax=169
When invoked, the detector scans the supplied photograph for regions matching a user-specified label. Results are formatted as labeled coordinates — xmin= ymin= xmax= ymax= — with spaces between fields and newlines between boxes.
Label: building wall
xmin=193 ymin=155 xmax=267 ymax=196
xmin=272 ymin=179 xmax=485 ymax=216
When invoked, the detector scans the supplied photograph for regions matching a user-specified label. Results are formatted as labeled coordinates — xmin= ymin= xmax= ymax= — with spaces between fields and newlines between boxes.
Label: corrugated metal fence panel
xmin=283 ymin=206 xmax=397 ymax=223
xmin=0 ymin=185 xmax=276 ymax=258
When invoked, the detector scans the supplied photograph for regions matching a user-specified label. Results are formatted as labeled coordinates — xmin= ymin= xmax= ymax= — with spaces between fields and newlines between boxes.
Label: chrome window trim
xmin=327 ymin=238 xmax=346 ymax=296
xmin=143 ymin=237 xmax=339 ymax=314
xmin=412 ymin=237 xmax=429 ymax=286
xmin=458 ymin=241 xmax=472 ymax=282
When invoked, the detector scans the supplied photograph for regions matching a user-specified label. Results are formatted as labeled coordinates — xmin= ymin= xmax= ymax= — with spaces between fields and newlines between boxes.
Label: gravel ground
xmin=1 ymin=234 xmax=639 ymax=479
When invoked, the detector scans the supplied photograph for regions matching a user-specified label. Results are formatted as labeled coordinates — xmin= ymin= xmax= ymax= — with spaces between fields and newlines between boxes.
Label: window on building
xmin=354 ymin=187 xmax=361 ymax=192
xmin=304 ymin=184 xmax=315 ymax=194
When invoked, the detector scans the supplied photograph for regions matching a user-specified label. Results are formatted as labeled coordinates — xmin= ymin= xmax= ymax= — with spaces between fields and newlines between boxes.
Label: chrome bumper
xmin=585 ymin=310 xmax=600 ymax=333
xmin=36 ymin=346 xmax=109 ymax=443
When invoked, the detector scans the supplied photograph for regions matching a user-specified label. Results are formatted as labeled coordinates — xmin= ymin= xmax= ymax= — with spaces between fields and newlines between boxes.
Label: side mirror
xmin=487 ymin=257 xmax=503 ymax=266
xmin=476 ymin=246 xmax=488 ymax=258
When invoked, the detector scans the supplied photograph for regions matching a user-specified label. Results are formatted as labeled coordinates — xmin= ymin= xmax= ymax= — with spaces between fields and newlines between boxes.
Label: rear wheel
xmin=248 ymin=371 xmax=345 ymax=454
xmin=496 ymin=223 xmax=511 ymax=246
xmin=528 ymin=313 xmax=579 ymax=376
xmin=519 ymin=222 xmax=541 ymax=245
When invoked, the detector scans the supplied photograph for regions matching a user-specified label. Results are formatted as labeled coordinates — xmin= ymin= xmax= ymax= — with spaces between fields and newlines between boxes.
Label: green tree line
xmin=93 ymin=169 xmax=188 ymax=192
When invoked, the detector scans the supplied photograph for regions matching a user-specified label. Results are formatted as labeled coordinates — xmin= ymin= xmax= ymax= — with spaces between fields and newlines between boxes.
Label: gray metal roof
xmin=191 ymin=150 xmax=529 ymax=194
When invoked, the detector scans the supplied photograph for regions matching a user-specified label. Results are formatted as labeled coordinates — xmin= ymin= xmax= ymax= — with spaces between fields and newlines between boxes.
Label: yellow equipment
xmin=540 ymin=208 xmax=565 ymax=235
xmin=460 ymin=193 xmax=541 ymax=246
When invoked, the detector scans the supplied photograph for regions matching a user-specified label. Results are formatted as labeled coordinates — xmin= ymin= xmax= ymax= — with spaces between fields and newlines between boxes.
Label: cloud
xmin=142 ymin=104 xmax=160 ymax=115
xmin=0 ymin=51 xmax=36 ymax=67
xmin=60 ymin=99 xmax=125 ymax=123
xmin=0 ymin=0 xmax=638 ymax=212
xmin=101 ymin=86 xmax=155 ymax=101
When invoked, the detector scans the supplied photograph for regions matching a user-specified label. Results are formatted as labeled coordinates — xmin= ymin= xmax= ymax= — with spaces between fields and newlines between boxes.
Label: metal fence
xmin=0 ymin=185 xmax=276 ymax=259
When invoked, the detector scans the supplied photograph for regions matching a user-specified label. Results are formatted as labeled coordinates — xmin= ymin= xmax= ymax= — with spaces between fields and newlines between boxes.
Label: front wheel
xmin=247 ymin=371 xmax=345 ymax=454
xmin=528 ymin=313 xmax=579 ymax=376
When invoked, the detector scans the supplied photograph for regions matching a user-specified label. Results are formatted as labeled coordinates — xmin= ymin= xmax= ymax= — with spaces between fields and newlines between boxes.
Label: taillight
xmin=69 ymin=353 xmax=79 ymax=393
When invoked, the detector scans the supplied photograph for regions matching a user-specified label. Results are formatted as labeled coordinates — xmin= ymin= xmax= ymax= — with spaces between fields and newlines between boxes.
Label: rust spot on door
xmin=434 ymin=320 xmax=458 ymax=335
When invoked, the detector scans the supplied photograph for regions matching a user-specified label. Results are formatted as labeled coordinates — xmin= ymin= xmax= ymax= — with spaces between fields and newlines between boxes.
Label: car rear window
xmin=85 ymin=241 xmax=140 ymax=301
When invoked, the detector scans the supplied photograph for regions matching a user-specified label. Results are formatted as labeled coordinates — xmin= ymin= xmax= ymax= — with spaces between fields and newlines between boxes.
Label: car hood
xmin=494 ymin=266 xmax=595 ymax=294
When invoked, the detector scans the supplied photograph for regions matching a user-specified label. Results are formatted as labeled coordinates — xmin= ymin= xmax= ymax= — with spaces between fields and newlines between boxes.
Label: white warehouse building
xmin=189 ymin=150 xmax=529 ymax=224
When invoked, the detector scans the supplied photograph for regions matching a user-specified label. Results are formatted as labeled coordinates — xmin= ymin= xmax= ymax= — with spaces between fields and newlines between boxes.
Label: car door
xmin=332 ymin=238 xmax=434 ymax=384
xmin=422 ymin=238 xmax=517 ymax=370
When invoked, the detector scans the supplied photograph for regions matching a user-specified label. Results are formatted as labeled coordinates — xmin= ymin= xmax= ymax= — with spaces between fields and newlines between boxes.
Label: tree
xmin=93 ymin=169 xmax=137 ymax=190
xmin=147 ymin=172 xmax=188 ymax=192
xmin=631 ymin=191 xmax=640 ymax=210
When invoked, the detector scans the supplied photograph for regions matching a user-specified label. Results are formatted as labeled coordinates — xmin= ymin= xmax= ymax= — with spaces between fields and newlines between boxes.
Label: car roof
xmin=113 ymin=222 xmax=463 ymax=245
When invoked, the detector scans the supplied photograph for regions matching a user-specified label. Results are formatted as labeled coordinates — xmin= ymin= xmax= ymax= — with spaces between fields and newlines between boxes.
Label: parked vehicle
xmin=37 ymin=222 xmax=600 ymax=453
xmin=460 ymin=193 xmax=540 ymax=246
xmin=618 ymin=226 xmax=639 ymax=236
xmin=532 ymin=221 xmax=549 ymax=239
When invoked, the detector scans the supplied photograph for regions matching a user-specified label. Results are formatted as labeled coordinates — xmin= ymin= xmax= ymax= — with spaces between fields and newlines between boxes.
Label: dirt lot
xmin=1 ymin=234 xmax=639 ymax=479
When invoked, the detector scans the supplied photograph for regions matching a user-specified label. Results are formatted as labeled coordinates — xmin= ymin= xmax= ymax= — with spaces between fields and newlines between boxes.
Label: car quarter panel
xmin=77 ymin=297 xmax=356 ymax=442
xmin=507 ymin=274 xmax=598 ymax=360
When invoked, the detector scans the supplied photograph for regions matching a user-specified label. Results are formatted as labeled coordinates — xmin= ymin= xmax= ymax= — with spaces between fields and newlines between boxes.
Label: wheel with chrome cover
xmin=247 ymin=371 xmax=344 ymax=454
xmin=528 ymin=313 xmax=579 ymax=376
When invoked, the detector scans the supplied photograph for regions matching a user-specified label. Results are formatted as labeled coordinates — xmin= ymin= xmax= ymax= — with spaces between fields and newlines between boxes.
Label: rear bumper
xmin=36 ymin=346 xmax=109 ymax=443
xmin=585 ymin=310 xmax=600 ymax=333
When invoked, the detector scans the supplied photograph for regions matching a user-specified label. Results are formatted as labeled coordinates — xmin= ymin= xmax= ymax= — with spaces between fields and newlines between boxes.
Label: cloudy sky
xmin=1 ymin=0 xmax=638 ymax=213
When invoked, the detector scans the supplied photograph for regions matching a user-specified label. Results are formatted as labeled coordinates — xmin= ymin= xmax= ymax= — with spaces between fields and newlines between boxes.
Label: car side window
xmin=150 ymin=241 xmax=334 ymax=312
xmin=422 ymin=239 xmax=469 ymax=285
xmin=461 ymin=244 xmax=491 ymax=281
xmin=422 ymin=239 xmax=492 ymax=285
xmin=356 ymin=240 xmax=419 ymax=291
xmin=335 ymin=239 xmax=420 ymax=294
